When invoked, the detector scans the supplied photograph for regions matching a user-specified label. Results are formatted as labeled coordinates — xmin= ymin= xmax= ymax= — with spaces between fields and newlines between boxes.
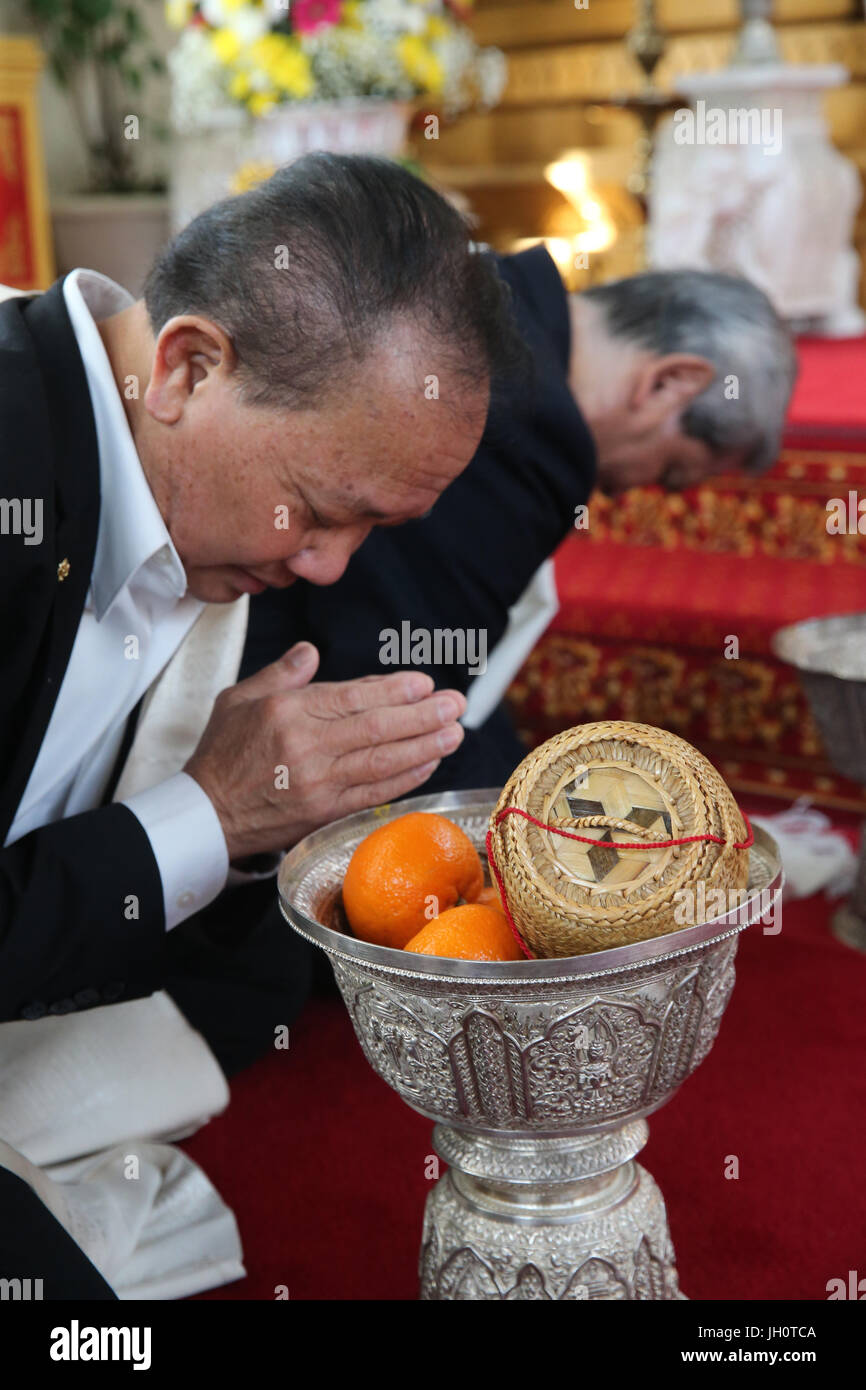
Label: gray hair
xmin=582 ymin=270 xmax=797 ymax=473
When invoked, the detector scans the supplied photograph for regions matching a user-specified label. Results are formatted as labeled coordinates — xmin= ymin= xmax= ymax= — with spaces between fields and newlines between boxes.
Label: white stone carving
xmin=649 ymin=65 xmax=865 ymax=336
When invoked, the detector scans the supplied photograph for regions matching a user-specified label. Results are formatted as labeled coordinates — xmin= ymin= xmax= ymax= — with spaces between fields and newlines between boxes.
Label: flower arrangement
xmin=166 ymin=0 xmax=506 ymax=132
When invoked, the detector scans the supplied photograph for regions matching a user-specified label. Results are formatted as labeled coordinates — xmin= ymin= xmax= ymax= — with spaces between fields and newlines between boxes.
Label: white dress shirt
xmin=462 ymin=559 xmax=559 ymax=730
xmin=5 ymin=269 xmax=229 ymax=929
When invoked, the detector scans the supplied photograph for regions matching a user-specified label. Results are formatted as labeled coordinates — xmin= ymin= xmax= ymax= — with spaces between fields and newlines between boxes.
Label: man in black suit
xmin=0 ymin=155 xmax=522 ymax=1023
xmin=0 ymin=154 xmax=523 ymax=1294
xmin=178 ymin=248 xmax=796 ymax=1074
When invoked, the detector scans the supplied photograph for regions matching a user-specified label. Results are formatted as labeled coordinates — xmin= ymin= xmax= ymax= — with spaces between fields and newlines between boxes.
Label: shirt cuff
xmin=121 ymin=772 xmax=229 ymax=931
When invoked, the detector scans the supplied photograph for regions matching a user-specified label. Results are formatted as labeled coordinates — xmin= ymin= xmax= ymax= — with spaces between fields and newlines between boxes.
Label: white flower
xmin=199 ymin=0 xmax=231 ymax=24
xmin=199 ymin=0 xmax=270 ymax=42
xmin=306 ymin=26 xmax=411 ymax=99
xmin=364 ymin=0 xmax=428 ymax=37
xmin=475 ymin=46 xmax=507 ymax=108
xmin=229 ymin=9 xmax=271 ymax=41
xmin=168 ymin=28 xmax=233 ymax=132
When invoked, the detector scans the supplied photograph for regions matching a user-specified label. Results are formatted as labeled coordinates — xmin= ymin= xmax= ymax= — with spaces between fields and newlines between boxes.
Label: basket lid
xmin=489 ymin=721 xmax=750 ymax=958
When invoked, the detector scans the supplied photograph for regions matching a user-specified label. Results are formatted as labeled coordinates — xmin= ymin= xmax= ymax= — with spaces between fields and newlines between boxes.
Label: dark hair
xmin=144 ymin=153 xmax=524 ymax=410
xmin=583 ymin=269 xmax=797 ymax=474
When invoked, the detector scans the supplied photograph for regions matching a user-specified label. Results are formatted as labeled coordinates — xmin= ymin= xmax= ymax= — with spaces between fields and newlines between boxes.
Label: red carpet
xmin=551 ymin=542 xmax=866 ymax=649
xmin=786 ymin=336 xmax=866 ymax=448
xmin=184 ymin=860 xmax=866 ymax=1301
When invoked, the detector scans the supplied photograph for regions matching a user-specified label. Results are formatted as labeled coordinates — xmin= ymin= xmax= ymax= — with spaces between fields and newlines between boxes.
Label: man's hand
xmin=184 ymin=642 xmax=466 ymax=861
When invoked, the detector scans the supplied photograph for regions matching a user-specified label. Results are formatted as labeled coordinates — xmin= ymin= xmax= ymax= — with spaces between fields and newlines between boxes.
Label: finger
xmin=438 ymin=689 xmax=467 ymax=718
xmin=341 ymin=759 xmax=442 ymax=815
xmin=327 ymin=692 xmax=466 ymax=757
xmin=337 ymin=722 xmax=465 ymax=787
xmin=310 ymin=670 xmax=434 ymax=718
xmin=232 ymin=643 xmax=320 ymax=701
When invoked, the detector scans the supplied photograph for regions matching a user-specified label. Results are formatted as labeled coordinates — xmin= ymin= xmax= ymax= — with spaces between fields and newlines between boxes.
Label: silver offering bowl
xmin=773 ymin=614 xmax=866 ymax=952
xmin=278 ymin=788 xmax=781 ymax=1301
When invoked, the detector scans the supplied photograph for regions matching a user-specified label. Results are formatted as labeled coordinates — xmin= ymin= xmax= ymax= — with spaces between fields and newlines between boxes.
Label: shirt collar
xmin=62 ymin=268 xmax=188 ymax=619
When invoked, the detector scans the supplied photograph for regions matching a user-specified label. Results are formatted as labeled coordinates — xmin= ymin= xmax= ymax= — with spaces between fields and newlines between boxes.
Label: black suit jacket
xmin=0 ymin=281 xmax=165 ymax=1022
xmin=0 ymin=248 xmax=592 ymax=1021
xmin=242 ymin=245 xmax=597 ymax=790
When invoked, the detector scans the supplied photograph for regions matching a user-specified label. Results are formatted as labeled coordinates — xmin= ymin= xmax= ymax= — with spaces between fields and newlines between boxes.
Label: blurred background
xmin=2 ymin=0 xmax=865 ymax=298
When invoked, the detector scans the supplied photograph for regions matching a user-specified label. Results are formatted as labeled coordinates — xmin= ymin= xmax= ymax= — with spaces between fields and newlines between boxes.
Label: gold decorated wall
xmin=411 ymin=0 xmax=866 ymax=296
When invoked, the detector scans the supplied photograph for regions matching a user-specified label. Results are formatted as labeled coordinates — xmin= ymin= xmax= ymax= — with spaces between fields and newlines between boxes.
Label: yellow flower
xmin=425 ymin=15 xmax=451 ymax=41
xmin=211 ymin=27 xmax=242 ymax=64
xmin=230 ymin=160 xmax=276 ymax=193
xmin=272 ymin=50 xmax=315 ymax=97
xmin=229 ymin=70 xmax=253 ymax=99
xmin=249 ymin=34 xmax=314 ymax=98
xmin=165 ymin=0 xmax=194 ymax=28
xmin=248 ymin=90 xmax=279 ymax=116
xmin=342 ymin=0 xmax=363 ymax=27
xmin=397 ymin=34 xmax=444 ymax=94
xmin=249 ymin=33 xmax=285 ymax=69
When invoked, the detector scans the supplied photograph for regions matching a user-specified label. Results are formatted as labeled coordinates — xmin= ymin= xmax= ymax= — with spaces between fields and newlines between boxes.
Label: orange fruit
xmin=342 ymin=811 xmax=484 ymax=950
xmin=404 ymin=904 xmax=524 ymax=962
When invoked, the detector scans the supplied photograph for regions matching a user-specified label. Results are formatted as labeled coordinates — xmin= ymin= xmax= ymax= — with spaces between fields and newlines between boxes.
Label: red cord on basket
xmin=485 ymin=809 xmax=754 ymax=962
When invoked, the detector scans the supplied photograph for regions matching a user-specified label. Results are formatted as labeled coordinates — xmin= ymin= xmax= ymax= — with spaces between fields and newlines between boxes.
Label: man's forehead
xmin=321 ymin=430 xmax=478 ymax=519
xmin=328 ymin=482 xmax=439 ymax=523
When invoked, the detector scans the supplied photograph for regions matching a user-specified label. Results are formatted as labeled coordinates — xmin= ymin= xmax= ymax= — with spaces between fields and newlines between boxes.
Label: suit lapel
xmin=0 ymin=280 xmax=100 ymax=841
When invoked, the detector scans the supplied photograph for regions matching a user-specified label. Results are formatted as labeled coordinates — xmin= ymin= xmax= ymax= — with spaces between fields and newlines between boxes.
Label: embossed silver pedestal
xmin=420 ymin=1122 xmax=682 ymax=1300
xmin=774 ymin=614 xmax=866 ymax=951
xmin=278 ymin=790 xmax=781 ymax=1301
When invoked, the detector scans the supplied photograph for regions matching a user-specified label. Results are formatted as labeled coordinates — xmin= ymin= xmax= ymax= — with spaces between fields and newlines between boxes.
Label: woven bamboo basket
xmin=488 ymin=721 xmax=751 ymax=958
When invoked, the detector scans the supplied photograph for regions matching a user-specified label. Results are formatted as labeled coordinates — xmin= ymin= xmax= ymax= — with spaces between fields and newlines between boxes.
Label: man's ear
xmin=630 ymin=354 xmax=716 ymax=418
xmin=145 ymin=316 xmax=237 ymax=424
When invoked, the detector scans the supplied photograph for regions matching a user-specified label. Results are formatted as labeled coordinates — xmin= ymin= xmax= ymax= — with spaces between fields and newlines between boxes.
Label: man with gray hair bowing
xmin=0 ymin=153 xmax=523 ymax=1296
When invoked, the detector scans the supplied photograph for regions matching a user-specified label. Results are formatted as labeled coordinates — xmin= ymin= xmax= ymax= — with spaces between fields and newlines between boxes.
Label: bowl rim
xmin=277 ymin=787 xmax=783 ymax=984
